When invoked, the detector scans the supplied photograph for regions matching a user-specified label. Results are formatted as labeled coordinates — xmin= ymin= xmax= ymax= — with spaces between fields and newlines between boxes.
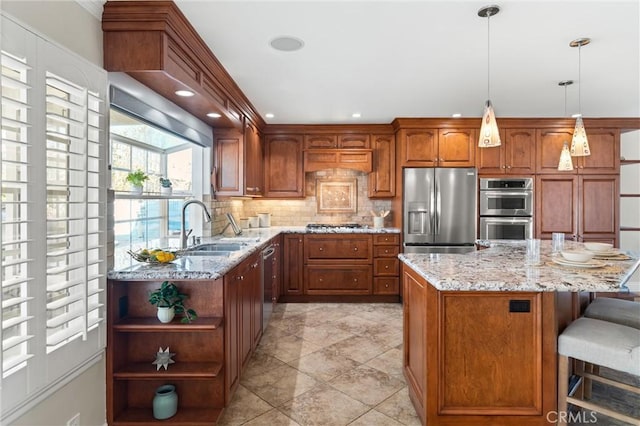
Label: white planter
xmin=130 ymin=184 xmax=143 ymax=195
xmin=157 ymin=306 xmax=175 ymax=323
xmin=160 ymin=186 xmax=172 ymax=196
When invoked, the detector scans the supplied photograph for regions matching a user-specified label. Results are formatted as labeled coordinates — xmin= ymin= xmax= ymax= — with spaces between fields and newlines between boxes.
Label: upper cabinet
xmin=304 ymin=133 xmax=370 ymax=149
xmin=537 ymin=128 xmax=620 ymax=174
xmin=369 ymin=134 xmax=396 ymax=198
xmin=398 ymin=128 xmax=475 ymax=167
xmin=264 ymin=135 xmax=305 ymax=198
xmin=477 ymin=128 xmax=536 ymax=175
xmin=244 ymin=122 xmax=263 ymax=196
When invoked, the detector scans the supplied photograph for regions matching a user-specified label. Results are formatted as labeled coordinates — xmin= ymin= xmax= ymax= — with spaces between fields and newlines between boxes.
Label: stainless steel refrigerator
xmin=403 ymin=167 xmax=477 ymax=254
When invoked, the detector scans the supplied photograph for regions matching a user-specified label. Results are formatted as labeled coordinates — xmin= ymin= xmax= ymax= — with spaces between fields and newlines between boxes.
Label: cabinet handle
xmin=440 ymin=158 xmax=444 ymax=162
xmin=353 ymin=278 xmax=358 ymax=282
xmin=507 ymin=165 xmax=512 ymax=169
xmin=353 ymin=247 xmax=358 ymax=252
xmin=236 ymin=275 xmax=244 ymax=280
xmin=319 ymin=278 xmax=323 ymax=282
xmin=385 ymin=265 xmax=389 ymax=269
xmin=319 ymin=247 xmax=324 ymax=251
xmin=251 ymin=262 xmax=259 ymax=268
xmin=385 ymin=283 xmax=390 ymax=288
xmin=502 ymin=165 xmax=506 ymax=169
xmin=384 ymin=249 xmax=389 ymax=254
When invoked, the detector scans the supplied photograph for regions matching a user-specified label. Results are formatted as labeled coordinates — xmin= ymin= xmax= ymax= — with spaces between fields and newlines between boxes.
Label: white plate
xmin=552 ymin=257 xmax=606 ymax=268
xmin=585 ymin=248 xmax=618 ymax=255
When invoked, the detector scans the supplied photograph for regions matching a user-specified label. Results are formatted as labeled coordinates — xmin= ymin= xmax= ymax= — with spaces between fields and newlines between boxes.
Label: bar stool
xmin=557 ymin=317 xmax=640 ymax=425
xmin=584 ymin=297 xmax=640 ymax=330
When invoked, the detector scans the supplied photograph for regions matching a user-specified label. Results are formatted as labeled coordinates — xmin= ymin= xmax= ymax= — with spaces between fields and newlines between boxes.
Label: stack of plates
xmin=583 ymin=242 xmax=630 ymax=260
xmin=552 ymin=257 xmax=606 ymax=268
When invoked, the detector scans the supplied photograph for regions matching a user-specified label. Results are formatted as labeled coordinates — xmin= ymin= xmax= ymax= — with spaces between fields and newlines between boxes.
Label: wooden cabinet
xmin=244 ymin=121 xmax=263 ymax=196
xmin=214 ymin=128 xmax=243 ymax=196
xmin=477 ymin=128 xmax=536 ymax=175
xmin=373 ymin=234 xmax=400 ymax=295
xmin=369 ymin=134 xmax=396 ymax=198
xmin=282 ymin=234 xmax=304 ymax=295
xmin=107 ymin=279 xmax=225 ymax=424
xmin=271 ymin=235 xmax=282 ymax=304
xmin=536 ymin=174 xmax=619 ymax=244
xmin=304 ymin=234 xmax=372 ymax=263
xmin=537 ymin=128 xmax=619 ymax=174
xmin=263 ymin=135 xmax=304 ymax=198
xmin=398 ymin=128 xmax=475 ymax=167
xmin=402 ymin=264 xmax=560 ymax=426
xmin=304 ymin=133 xmax=370 ymax=149
xmin=304 ymin=149 xmax=372 ymax=173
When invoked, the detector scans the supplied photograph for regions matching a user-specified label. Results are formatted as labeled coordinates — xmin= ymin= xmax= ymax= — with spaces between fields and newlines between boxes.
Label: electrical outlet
xmin=66 ymin=413 xmax=80 ymax=426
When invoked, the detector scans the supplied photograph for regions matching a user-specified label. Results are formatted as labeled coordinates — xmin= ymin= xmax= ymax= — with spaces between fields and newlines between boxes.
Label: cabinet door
xmin=304 ymin=134 xmax=337 ymax=149
xmin=283 ymin=234 xmax=304 ymax=295
xmin=536 ymin=175 xmax=578 ymax=240
xmin=579 ymin=129 xmax=620 ymax=174
xmin=399 ymin=128 xmax=438 ymax=166
xmin=368 ymin=134 xmax=396 ymax=198
xmin=263 ymin=135 xmax=304 ymax=198
xmin=476 ymin=130 xmax=505 ymax=174
xmin=215 ymin=128 xmax=243 ymax=196
xmin=224 ymin=272 xmax=240 ymax=402
xmin=505 ymin=128 xmax=536 ymax=174
xmin=239 ymin=261 xmax=253 ymax=370
xmin=403 ymin=266 xmax=427 ymax=421
xmin=536 ymin=129 xmax=574 ymax=174
xmin=244 ymin=122 xmax=263 ymax=195
xmin=437 ymin=129 xmax=475 ymax=167
xmin=249 ymin=257 xmax=262 ymax=351
xmin=338 ymin=133 xmax=370 ymax=149
xmin=579 ymin=175 xmax=619 ymax=243
xmin=272 ymin=236 xmax=282 ymax=304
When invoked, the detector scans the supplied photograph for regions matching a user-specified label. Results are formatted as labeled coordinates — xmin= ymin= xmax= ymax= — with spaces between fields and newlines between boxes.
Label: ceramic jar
xmin=258 ymin=212 xmax=271 ymax=228
xmin=153 ymin=384 xmax=178 ymax=419
xmin=157 ymin=306 xmax=175 ymax=323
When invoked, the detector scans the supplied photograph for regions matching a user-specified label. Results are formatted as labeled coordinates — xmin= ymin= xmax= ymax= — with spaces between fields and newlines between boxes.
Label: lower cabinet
xmin=402 ymin=264 xmax=565 ymax=426
xmin=373 ymin=234 xmax=400 ymax=295
xmin=106 ymin=279 xmax=226 ymax=425
xmin=283 ymin=233 xmax=304 ymax=296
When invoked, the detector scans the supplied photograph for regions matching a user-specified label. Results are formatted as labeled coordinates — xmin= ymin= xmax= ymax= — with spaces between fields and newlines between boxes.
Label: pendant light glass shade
xmin=477 ymin=5 xmax=501 ymax=148
xmin=570 ymin=115 xmax=590 ymax=156
xmin=558 ymin=142 xmax=574 ymax=171
xmin=479 ymin=100 xmax=501 ymax=147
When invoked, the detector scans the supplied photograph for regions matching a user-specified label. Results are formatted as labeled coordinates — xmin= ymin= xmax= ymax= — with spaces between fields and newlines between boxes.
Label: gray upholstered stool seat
xmin=557 ymin=317 xmax=640 ymax=425
xmin=584 ymin=297 xmax=640 ymax=330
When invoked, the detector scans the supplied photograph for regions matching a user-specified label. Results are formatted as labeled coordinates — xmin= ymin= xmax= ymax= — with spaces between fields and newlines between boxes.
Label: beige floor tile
xmin=278 ymin=383 xmax=370 ymax=426
xmin=255 ymin=332 xmax=323 ymax=363
xmin=348 ymin=409 xmax=404 ymax=425
xmin=243 ymin=409 xmax=301 ymax=426
xmin=216 ymin=385 xmax=272 ymax=426
xmin=365 ymin=347 xmax=404 ymax=378
xmin=293 ymin=321 xmax=355 ymax=347
xmin=329 ymin=314 xmax=383 ymax=335
xmin=375 ymin=387 xmax=422 ymax=426
xmin=287 ymin=347 xmax=362 ymax=382
xmin=242 ymin=364 xmax=321 ymax=407
xmin=326 ymin=335 xmax=390 ymax=363
xmin=329 ymin=365 xmax=406 ymax=406
xmin=241 ymin=351 xmax=287 ymax=379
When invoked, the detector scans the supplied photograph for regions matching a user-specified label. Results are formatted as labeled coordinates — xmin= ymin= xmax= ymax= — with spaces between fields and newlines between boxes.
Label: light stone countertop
xmin=108 ymin=226 xmax=401 ymax=281
xmin=399 ymin=240 xmax=640 ymax=293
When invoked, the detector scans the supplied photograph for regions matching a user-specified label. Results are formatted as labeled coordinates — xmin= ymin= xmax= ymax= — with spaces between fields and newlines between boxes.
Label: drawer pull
xmin=353 ymin=278 xmax=358 ymax=282
xmin=353 ymin=247 xmax=358 ymax=251
xmin=384 ymin=249 xmax=389 ymax=254
xmin=319 ymin=247 xmax=324 ymax=251
xmin=385 ymin=284 xmax=390 ymax=288
xmin=385 ymin=265 xmax=389 ymax=269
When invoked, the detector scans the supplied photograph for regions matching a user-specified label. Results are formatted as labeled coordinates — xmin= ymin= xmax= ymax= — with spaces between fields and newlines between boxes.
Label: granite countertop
xmin=399 ymin=240 xmax=640 ymax=292
xmin=108 ymin=226 xmax=401 ymax=281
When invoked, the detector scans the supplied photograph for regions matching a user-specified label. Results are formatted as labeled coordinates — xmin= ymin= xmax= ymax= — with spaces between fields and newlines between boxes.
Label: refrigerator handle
xmin=429 ymin=180 xmax=435 ymax=235
xmin=435 ymin=178 xmax=441 ymax=235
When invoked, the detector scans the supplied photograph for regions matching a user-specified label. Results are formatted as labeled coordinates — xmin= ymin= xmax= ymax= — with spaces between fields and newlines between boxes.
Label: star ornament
xmin=152 ymin=347 xmax=176 ymax=371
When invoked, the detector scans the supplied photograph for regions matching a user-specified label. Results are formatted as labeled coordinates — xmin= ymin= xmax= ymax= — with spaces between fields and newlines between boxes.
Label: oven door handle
xmin=481 ymin=191 xmax=532 ymax=197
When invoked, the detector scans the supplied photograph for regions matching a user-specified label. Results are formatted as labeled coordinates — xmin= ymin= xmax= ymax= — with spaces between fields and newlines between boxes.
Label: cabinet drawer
xmin=373 ymin=234 xmax=400 ymax=245
xmin=374 ymin=258 xmax=399 ymax=276
xmin=374 ymin=245 xmax=399 ymax=257
xmin=374 ymin=277 xmax=399 ymax=295
xmin=304 ymin=236 xmax=372 ymax=261
xmin=305 ymin=266 xmax=371 ymax=295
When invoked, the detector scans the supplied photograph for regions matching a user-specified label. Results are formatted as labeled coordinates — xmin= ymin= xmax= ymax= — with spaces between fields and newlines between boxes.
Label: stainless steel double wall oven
xmin=479 ymin=177 xmax=534 ymax=240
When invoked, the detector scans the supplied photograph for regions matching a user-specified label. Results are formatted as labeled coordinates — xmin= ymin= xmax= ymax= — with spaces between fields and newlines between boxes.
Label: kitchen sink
xmin=189 ymin=242 xmax=245 ymax=252
xmin=184 ymin=250 xmax=231 ymax=257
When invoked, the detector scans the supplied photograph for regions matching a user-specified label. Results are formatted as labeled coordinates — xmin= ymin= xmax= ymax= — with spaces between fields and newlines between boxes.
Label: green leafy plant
xmin=159 ymin=177 xmax=172 ymax=188
xmin=148 ymin=281 xmax=197 ymax=323
xmin=126 ymin=169 xmax=149 ymax=187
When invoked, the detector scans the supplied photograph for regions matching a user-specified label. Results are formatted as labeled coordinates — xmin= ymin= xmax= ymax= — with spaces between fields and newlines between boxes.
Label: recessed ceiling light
xmin=452 ymin=113 xmax=462 ymax=118
xmin=352 ymin=113 xmax=361 ymax=118
xmin=270 ymin=36 xmax=304 ymax=52
xmin=175 ymin=90 xmax=194 ymax=97
xmin=207 ymin=112 xmax=221 ymax=118
xmin=265 ymin=113 xmax=275 ymax=119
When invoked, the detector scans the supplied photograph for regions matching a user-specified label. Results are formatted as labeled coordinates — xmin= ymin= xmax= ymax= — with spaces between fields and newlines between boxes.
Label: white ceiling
xmin=170 ymin=1 xmax=638 ymax=124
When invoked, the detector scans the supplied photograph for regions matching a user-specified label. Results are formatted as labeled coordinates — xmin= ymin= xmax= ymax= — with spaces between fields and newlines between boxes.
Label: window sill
xmin=114 ymin=192 xmax=193 ymax=200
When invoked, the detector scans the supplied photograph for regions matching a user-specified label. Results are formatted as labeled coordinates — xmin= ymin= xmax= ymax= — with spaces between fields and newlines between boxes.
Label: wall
xmin=208 ymin=169 xmax=394 ymax=235
xmin=0 ymin=2 xmax=107 ymax=425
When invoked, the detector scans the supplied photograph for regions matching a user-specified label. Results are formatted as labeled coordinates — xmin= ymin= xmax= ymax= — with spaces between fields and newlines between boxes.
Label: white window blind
xmin=1 ymin=14 xmax=107 ymax=422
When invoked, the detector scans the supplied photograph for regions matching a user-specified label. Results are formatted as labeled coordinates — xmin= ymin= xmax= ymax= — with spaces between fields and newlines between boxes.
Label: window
xmin=110 ymin=108 xmax=202 ymax=261
xmin=1 ymin=15 xmax=107 ymax=422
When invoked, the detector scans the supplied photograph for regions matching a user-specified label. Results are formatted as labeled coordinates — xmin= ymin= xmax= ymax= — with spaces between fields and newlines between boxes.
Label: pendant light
xmin=557 ymin=80 xmax=574 ymax=171
xmin=569 ymin=38 xmax=591 ymax=156
xmin=478 ymin=5 xmax=501 ymax=148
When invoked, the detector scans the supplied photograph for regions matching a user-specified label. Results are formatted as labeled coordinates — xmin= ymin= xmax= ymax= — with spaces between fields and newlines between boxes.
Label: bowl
xmin=561 ymin=250 xmax=594 ymax=263
xmin=584 ymin=242 xmax=613 ymax=252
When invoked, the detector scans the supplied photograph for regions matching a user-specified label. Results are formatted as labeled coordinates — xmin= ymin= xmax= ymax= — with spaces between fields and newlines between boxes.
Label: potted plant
xmin=148 ymin=281 xmax=197 ymax=323
xmin=159 ymin=177 xmax=173 ymax=196
xmin=126 ymin=169 xmax=149 ymax=195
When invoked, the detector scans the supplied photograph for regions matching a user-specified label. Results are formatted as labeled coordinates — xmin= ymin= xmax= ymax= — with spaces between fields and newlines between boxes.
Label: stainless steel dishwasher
xmin=261 ymin=244 xmax=276 ymax=330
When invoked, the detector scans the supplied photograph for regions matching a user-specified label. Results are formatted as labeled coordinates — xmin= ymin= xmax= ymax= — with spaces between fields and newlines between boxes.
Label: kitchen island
xmin=399 ymin=241 xmax=639 ymax=426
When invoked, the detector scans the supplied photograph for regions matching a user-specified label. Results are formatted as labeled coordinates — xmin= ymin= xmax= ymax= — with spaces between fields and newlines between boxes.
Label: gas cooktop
xmin=305 ymin=223 xmax=365 ymax=230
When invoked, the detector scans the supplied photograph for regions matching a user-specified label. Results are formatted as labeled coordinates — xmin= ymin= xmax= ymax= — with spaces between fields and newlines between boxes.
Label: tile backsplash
xmin=208 ymin=169 xmax=393 ymax=234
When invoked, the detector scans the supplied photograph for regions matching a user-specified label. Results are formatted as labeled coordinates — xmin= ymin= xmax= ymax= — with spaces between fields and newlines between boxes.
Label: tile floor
xmin=217 ymin=302 xmax=419 ymax=426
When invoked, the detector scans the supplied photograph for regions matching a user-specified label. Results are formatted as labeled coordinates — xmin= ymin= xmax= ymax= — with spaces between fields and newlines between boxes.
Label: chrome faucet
xmin=181 ymin=199 xmax=212 ymax=249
